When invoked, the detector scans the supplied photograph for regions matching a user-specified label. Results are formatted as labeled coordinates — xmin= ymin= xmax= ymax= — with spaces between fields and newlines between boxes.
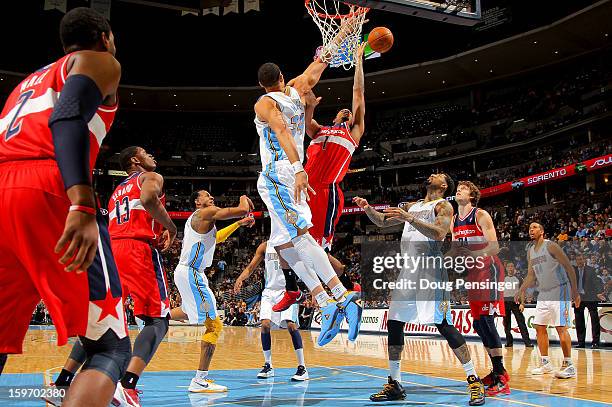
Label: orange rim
xmin=305 ymin=0 xmax=369 ymax=20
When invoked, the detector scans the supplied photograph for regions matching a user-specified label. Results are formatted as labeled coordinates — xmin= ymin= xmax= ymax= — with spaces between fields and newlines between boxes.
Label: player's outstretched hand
xmin=239 ymin=216 xmax=256 ymax=228
xmin=304 ymin=89 xmax=322 ymax=108
xmin=295 ymin=171 xmax=315 ymax=203
xmin=353 ymin=196 xmax=369 ymax=208
xmin=234 ymin=277 xmax=244 ymax=294
xmin=384 ymin=206 xmax=414 ymax=222
xmin=55 ymin=211 xmax=99 ymax=273
xmin=355 ymin=41 xmax=367 ymax=62
xmin=160 ymin=228 xmax=177 ymax=253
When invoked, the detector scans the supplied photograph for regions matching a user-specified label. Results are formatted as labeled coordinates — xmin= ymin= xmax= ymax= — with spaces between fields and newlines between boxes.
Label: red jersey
xmin=108 ymin=172 xmax=165 ymax=242
xmin=0 ymin=53 xmax=117 ymax=169
xmin=305 ymin=122 xmax=358 ymax=185
xmin=452 ymin=207 xmax=487 ymax=251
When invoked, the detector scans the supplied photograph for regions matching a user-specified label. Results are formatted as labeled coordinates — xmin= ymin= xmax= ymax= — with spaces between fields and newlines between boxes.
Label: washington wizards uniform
xmin=452 ymin=207 xmax=505 ymax=319
xmin=256 ymin=87 xmax=312 ymax=247
xmin=305 ymin=122 xmax=358 ymax=250
xmin=0 ymin=53 xmax=127 ymax=352
xmin=108 ymin=172 xmax=170 ymax=318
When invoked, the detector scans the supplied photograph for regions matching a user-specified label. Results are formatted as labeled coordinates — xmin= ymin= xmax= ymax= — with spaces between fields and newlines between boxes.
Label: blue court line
xmin=0 ymin=366 xmax=607 ymax=406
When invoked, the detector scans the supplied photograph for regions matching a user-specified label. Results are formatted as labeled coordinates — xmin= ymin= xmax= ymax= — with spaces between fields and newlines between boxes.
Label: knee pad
xmin=436 ymin=320 xmax=466 ymax=350
xmin=80 ymin=331 xmax=131 ymax=384
xmin=202 ymin=317 xmax=223 ymax=345
xmin=132 ymin=316 xmax=169 ymax=364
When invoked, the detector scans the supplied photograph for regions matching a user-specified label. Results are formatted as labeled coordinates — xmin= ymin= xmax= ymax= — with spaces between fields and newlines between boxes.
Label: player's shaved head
xmin=530 ymin=222 xmax=544 ymax=231
xmin=60 ymin=7 xmax=112 ymax=52
xmin=258 ymin=63 xmax=282 ymax=88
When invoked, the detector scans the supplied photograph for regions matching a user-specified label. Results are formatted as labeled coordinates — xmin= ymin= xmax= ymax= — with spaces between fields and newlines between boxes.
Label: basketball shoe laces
xmin=375 ymin=382 xmax=395 ymax=398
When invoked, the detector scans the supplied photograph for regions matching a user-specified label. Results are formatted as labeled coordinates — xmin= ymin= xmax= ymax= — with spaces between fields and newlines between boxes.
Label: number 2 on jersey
xmin=115 ymin=196 xmax=130 ymax=224
xmin=4 ymin=90 xmax=35 ymax=141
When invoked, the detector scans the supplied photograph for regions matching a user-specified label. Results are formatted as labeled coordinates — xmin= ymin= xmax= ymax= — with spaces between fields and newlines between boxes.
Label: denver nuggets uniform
xmin=389 ymin=199 xmax=453 ymax=325
xmin=256 ymin=87 xmax=312 ymax=247
xmin=259 ymin=243 xmax=299 ymax=328
xmin=173 ymin=211 xmax=218 ymax=324
xmin=0 ymin=53 xmax=127 ymax=352
xmin=529 ymin=240 xmax=572 ymax=327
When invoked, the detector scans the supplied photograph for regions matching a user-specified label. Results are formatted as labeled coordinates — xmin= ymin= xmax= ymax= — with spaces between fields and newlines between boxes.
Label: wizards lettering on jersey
xmin=110 ymin=183 xmax=134 ymax=202
xmin=305 ymin=122 xmax=357 ymax=185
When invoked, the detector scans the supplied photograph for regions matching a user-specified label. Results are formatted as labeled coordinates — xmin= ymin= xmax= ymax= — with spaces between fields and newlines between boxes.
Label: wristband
xmin=69 ymin=205 xmax=96 ymax=216
xmin=292 ymin=161 xmax=305 ymax=175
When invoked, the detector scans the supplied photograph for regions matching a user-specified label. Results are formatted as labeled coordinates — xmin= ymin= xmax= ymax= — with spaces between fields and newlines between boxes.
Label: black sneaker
xmin=291 ymin=365 xmax=309 ymax=381
xmin=467 ymin=375 xmax=485 ymax=406
xmin=369 ymin=376 xmax=406 ymax=402
xmin=257 ymin=363 xmax=274 ymax=378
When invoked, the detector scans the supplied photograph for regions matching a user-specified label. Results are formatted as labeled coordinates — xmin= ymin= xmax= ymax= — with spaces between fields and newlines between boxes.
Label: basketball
xmin=368 ymin=27 xmax=394 ymax=53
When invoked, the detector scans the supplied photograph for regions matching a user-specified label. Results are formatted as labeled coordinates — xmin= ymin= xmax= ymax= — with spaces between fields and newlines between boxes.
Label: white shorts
xmin=534 ymin=285 xmax=572 ymax=327
xmin=388 ymin=257 xmax=452 ymax=326
xmin=257 ymin=161 xmax=313 ymax=247
xmin=259 ymin=288 xmax=299 ymax=328
xmin=174 ymin=264 xmax=217 ymax=324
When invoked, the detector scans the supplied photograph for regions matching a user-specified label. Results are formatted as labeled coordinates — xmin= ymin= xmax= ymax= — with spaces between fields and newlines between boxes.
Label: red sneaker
xmin=272 ymin=290 xmax=304 ymax=312
xmin=482 ymin=369 xmax=510 ymax=386
xmin=485 ymin=378 xmax=511 ymax=396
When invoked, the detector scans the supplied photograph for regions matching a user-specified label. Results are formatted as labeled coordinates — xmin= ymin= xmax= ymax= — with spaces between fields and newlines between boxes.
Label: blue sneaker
xmin=338 ymin=291 xmax=362 ymax=342
xmin=317 ymin=300 xmax=342 ymax=346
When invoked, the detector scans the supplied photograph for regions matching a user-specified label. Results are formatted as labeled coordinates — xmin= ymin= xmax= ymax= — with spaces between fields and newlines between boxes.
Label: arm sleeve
xmin=48 ymin=74 xmax=103 ymax=189
xmin=216 ymin=221 xmax=241 ymax=243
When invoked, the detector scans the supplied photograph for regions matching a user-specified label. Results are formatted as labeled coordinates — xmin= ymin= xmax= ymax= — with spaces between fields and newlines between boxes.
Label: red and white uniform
xmin=452 ymin=207 xmax=505 ymax=319
xmin=305 ymin=122 xmax=358 ymax=250
xmin=108 ymin=173 xmax=170 ymax=318
xmin=0 ymin=53 xmax=127 ymax=353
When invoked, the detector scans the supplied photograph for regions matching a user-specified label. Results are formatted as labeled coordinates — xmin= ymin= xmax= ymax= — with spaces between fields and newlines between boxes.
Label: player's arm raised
xmin=53 ymin=51 xmax=121 ymax=272
xmin=216 ymin=216 xmax=255 ymax=244
xmin=255 ymin=98 xmax=315 ymax=203
xmin=140 ymin=172 xmax=177 ymax=252
xmin=547 ymin=242 xmax=581 ymax=307
xmin=303 ymin=90 xmax=322 ymax=138
xmin=234 ymin=241 xmax=267 ymax=294
xmin=385 ymin=200 xmax=453 ymax=241
xmin=351 ymin=42 xmax=366 ymax=143
xmin=206 ymin=195 xmax=254 ymax=221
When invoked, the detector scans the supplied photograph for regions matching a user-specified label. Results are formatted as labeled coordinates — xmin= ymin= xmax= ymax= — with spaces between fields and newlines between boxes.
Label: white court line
xmin=317 ymin=365 xmax=545 ymax=407
xmin=361 ymin=364 xmax=610 ymax=406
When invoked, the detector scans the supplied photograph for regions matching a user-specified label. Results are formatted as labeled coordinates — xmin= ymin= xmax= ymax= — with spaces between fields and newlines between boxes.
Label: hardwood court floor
xmin=1 ymin=326 xmax=609 ymax=406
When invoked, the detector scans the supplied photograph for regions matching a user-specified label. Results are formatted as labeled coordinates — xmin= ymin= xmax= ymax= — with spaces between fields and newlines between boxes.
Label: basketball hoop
xmin=305 ymin=0 xmax=369 ymax=70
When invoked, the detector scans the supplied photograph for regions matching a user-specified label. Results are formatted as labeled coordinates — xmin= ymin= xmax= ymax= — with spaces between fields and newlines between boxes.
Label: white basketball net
xmin=306 ymin=0 xmax=369 ymax=70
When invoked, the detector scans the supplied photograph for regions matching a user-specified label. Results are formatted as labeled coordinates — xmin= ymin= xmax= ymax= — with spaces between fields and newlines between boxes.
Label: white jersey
xmin=178 ymin=211 xmax=217 ymax=271
xmin=401 ymin=198 xmax=444 ymax=255
xmin=255 ymin=86 xmax=305 ymax=171
xmin=528 ymin=239 xmax=569 ymax=291
xmin=264 ymin=242 xmax=285 ymax=291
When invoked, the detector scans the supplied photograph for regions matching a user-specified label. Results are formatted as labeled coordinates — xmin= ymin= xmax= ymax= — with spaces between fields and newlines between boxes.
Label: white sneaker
xmin=188 ymin=377 xmax=228 ymax=393
xmin=111 ymin=382 xmax=141 ymax=407
xmin=554 ymin=364 xmax=577 ymax=379
xmin=291 ymin=365 xmax=309 ymax=381
xmin=531 ymin=362 xmax=554 ymax=375
xmin=257 ymin=363 xmax=275 ymax=378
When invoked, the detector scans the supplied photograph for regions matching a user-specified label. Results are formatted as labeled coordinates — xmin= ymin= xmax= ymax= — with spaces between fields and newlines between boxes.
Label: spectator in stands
xmin=573 ymin=254 xmax=603 ymax=349
xmin=502 ymin=262 xmax=533 ymax=347
xmin=299 ymin=299 xmax=314 ymax=330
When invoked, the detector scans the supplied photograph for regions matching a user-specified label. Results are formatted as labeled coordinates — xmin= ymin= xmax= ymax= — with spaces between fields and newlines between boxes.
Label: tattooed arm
xmin=353 ymin=196 xmax=413 ymax=228
xmin=384 ymin=200 xmax=453 ymax=241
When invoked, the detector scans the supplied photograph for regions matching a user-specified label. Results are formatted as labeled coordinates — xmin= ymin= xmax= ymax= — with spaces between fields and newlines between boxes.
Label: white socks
xmin=542 ymin=356 xmax=551 ymax=365
xmin=462 ymin=360 xmax=477 ymax=378
xmin=315 ymin=291 xmax=332 ymax=307
xmin=295 ymin=348 xmax=305 ymax=367
xmin=292 ymin=234 xmax=337 ymax=285
xmin=195 ymin=370 xmax=208 ymax=380
xmin=330 ymin=283 xmax=347 ymax=301
xmin=264 ymin=350 xmax=272 ymax=365
xmin=389 ymin=360 xmax=401 ymax=381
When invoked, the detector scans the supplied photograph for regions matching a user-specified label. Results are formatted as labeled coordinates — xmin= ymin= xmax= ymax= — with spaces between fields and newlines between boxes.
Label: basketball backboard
xmin=343 ymin=0 xmax=481 ymax=26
